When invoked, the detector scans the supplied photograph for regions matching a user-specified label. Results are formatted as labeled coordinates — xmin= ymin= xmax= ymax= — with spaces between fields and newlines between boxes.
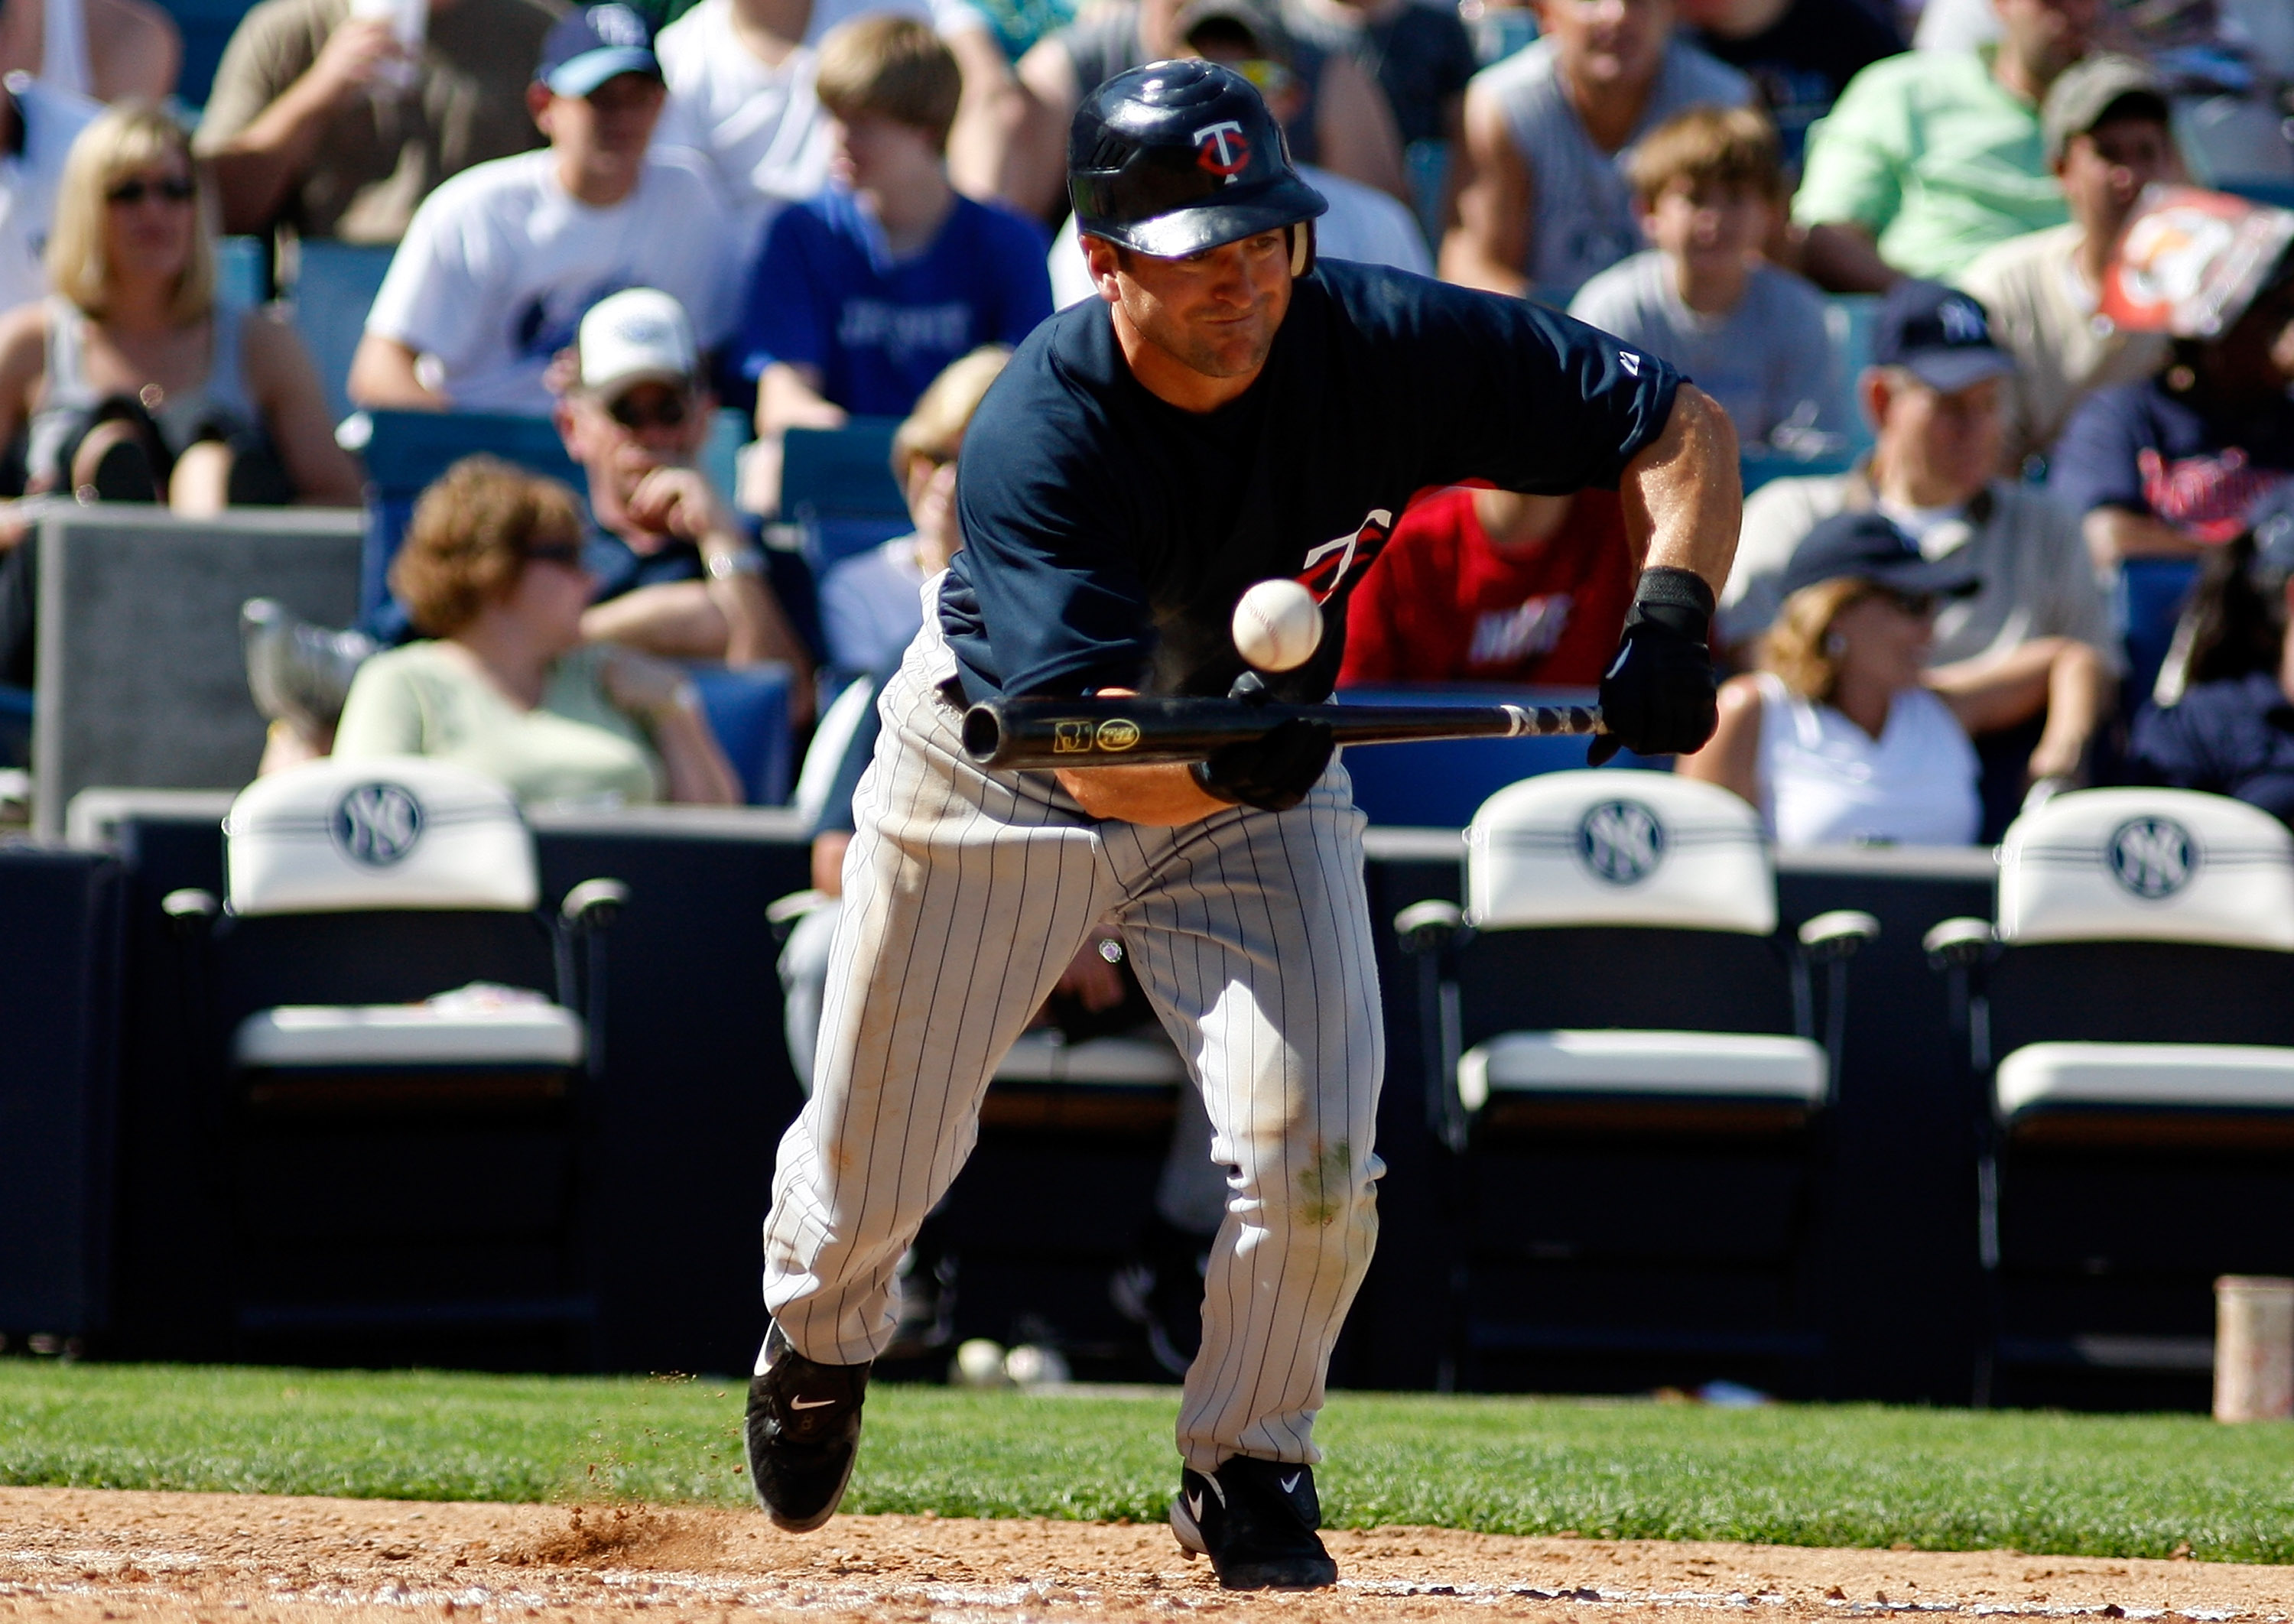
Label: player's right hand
xmin=1591 ymin=567 xmax=1719 ymax=765
xmin=1190 ymin=716 xmax=1334 ymax=813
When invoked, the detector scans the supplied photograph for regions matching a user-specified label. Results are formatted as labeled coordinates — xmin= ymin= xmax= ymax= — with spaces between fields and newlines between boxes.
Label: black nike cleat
xmin=744 ymin=1322 xmax=871 ymax=1532
xmin=1168 ymin=1456 xmax=1338 ymax=1590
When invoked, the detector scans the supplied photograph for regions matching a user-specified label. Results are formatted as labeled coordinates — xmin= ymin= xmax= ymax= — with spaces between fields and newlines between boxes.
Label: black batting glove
xmin=1589 ymin=567 xmax=1719 ymax=765
xmin=1191 ymin=716 xmax=1334 ymax=812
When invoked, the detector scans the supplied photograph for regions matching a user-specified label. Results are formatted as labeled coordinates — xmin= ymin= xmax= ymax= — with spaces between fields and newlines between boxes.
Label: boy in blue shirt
xmin=739 ymin=13 xmax=1051 ymax=459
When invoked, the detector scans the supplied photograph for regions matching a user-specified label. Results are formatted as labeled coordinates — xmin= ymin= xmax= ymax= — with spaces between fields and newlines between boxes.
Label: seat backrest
xmin=1997 ymin=787 xmax=2294 ymax=950
xmin=687 ymin=661 xmax=795 ymax=805
xmin=225 ymin=757 xmax=538 ymax=916
xmin=781 ymin=420 xmax=905 ymax=520
xmin=289 ymin=240 xmax=396 ymax=426
xmin=1337 ymin=686 xmax=1663 ymax=827
xmin=1466 ymin=769 xmax=1776 ymax=934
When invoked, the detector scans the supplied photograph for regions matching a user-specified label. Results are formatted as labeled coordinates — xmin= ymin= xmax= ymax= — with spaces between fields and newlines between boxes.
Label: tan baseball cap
xmin=2042 ymin=54 xmax=2170 ymax=167
xmin=577 ymin=287 xmax=697 ymax=399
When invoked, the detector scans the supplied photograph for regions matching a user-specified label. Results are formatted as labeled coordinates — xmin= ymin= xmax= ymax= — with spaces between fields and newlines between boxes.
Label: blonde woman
xmin=1683 ymin=511 xmax=2106 ymax=846
xmin=0 ymin=101 xmax=358 ymax=512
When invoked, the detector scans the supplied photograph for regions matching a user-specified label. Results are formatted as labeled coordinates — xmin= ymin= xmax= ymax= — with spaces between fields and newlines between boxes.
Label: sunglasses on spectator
xmin=606 ymin=390 xmax=690 ymax=430
xmin=106 ymin=175 xmax=195 ymax=206
xmin=1229 ymin=58 xmax=1296 ymax=97
xmin=525 ymin=540 xmax=587 ymax=569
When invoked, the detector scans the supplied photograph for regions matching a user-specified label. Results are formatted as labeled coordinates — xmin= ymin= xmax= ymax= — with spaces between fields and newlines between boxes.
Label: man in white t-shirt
xmin=0 ymin=70 xmax=96 ymax=316
xmin=349 ymin=3 xmax=738 ymax=417
xmin=653 ymin=0 xmax=1014 ymax=258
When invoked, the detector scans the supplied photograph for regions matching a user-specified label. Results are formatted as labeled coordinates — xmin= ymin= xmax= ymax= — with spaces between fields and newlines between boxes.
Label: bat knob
xmin=1229 ymin=670 xmax=1271 ymax=706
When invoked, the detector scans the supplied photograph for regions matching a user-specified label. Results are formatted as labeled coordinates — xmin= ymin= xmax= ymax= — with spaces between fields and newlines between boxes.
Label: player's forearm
xmin=347 ymin=335 xmax=450 ymax=411
xmin=1620 ymin=384 xmax=1740 ymax=596
xmin=1054 ymin=762 xmax=1227 ymax=826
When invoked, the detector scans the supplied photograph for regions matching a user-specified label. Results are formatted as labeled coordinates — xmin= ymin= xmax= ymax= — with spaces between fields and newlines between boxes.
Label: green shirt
xmin=333 ymin=641 xmax=664 ymax=809
xmin=1792 ymin=47 xmax=2068 ymax=282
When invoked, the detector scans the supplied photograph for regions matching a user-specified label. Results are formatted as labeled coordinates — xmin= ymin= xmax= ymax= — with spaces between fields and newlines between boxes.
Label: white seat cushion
xmin=1996 ymin=1041 xmax=2294 ymax=1118
xmin=1459 ymin=1029 xmax=1827 ymax=1112
xmin=995 ymin=1029 xmax=1188 ymax=1087
xmin=234 ymin=1002 xmax=584 ymax=1070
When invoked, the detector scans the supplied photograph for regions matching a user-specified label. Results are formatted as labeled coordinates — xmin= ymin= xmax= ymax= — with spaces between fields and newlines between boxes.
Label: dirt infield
xmin=4 ymin=1487 xmax=2290 ymax=1624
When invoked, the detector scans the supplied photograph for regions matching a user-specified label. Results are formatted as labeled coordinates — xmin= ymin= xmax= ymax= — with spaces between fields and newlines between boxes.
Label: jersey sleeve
xmin=985 ymin=209 xmax=1054 ymax=346
xmin=737 ymin=207 xmax=830 ymax=382
xmin=952 ymin=386 xmax=1159 ymax=699
xmin=191 ymin=0 xmax=309 ymax=152
xmin=2048 ymin=385 xmax=2149 ymax=518
xmin=1399 ymin=281 xmax=1682 ymax=495
xmin=362 ymin=184 xmax=492 ymax=370
xmin=1791 ymin=60 xmax=1909 ymax=233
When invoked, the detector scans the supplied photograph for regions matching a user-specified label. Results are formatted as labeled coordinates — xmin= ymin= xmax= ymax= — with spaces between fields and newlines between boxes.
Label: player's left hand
xmin=1591 ymin=567 xmax=1718 ymax=764
xmin=1191 ymin=716 xmax=1334 ymax=812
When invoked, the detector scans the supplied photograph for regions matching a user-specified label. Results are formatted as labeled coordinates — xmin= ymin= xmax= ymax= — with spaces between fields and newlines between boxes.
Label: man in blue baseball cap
xmin=1717 ymin=277 xmax=2118 ymax=822
xmin=351 ymin=2 xmax=739 ymax=417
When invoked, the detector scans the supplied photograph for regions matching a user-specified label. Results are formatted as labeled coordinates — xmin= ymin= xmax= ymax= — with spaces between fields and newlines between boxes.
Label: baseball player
xmin=744 ymin=60 xmax=1741 ymax=1590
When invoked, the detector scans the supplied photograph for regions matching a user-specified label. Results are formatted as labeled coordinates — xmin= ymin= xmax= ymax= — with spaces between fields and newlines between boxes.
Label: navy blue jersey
xmin=2051 ymin=379 xmax=2294 ymax=544
xmin=944 ymin=258 xmax=1682 ymax=703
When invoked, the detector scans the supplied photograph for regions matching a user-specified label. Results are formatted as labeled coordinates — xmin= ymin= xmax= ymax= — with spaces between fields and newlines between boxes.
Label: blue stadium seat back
xmin=290 ymin=240 xmax=396 ymax=426
xmin=358 ymin=410 xmax=584 ymax=623
xmin=215 ymin=235 xmax=271 ymax=307
xmin=687 ymin=661 xmax=796 ymax=806
xmin=1740 ymin=447 xmax=1855 ymax=494
xmin=703 ymin=408 xmax=749 ymax=511
xmin=1823 ymin=294 xmax=1881 ymax=462
xmin=2116 ymin=556 xmax=2200 ymax=703
xmin=1405 ymin=138 xmax=1449 ymax=248
xmin=2224 ymin=178 xmax=2294 ymax=211
xmin=1334 ymin=685 xmax=1665 ymax=827
xmin=804 ymin=515 xmax=912 ymax=577
xmin=0 ymin=680 xmax=30 ymax=768
xmin=157 ymin=0 xmax=252 ymax=106
xmin=781 ymin=419 xmax=905 ymax=519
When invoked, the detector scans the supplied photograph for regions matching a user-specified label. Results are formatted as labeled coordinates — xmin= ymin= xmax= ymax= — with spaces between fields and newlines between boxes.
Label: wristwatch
xmin=705 ymin=547 xmax=765 ymax=582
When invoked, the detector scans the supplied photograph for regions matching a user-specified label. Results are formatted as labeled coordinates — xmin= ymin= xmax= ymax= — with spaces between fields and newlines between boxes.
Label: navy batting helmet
xmin=1067 ymin=59 xmax=1327 ymax=266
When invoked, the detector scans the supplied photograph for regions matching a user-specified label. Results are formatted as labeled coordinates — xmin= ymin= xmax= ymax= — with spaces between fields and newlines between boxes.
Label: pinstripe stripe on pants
xmin=759 ymin=615 xmax=1386 ymax=1471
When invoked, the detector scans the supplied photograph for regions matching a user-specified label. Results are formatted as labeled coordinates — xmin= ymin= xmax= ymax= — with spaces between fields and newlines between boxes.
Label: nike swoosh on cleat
xmin=789 ymin=1395 xmax=840 ymax=1410
xmin=1280 ymin=1473 xmax=1302 ymax=1493
xmin=1185 ymin=1492 xmax=1204 ymax=1522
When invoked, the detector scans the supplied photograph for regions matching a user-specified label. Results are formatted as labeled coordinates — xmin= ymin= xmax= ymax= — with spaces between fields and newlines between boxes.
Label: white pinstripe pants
xmin=759 ymin=616 xmax=1386 ymax=1471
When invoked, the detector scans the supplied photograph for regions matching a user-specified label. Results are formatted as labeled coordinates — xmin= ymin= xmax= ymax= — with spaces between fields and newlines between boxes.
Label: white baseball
xmin=952 ymin=1337 xmax=1009 ymax=1387
xmin=1232 ymin=579 xmax=1324 ymax=672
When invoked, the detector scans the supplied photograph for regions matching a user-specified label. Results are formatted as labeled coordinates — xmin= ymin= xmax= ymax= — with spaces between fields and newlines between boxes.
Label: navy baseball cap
xmin=1873 ymin=280 xmax=2013 ymax=394
xmin=1779 ymin=512 xmax=1984 ymax=602
xmin=537 ymin=4 xmax=659 ymax=97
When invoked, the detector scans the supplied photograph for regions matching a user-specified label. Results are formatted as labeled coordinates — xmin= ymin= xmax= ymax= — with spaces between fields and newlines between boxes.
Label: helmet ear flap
xmin=1290 ymin=220 xmax=1315 ymax=278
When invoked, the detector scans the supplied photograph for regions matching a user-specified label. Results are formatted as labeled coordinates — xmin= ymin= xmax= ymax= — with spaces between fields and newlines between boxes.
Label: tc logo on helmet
xmin=1194 ymin=119 xmax=1251 ymax=177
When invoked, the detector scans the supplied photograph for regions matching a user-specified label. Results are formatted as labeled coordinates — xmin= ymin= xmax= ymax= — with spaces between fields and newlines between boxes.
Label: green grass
xmin=7 ymin=1363 xmax=2294 ymax=1561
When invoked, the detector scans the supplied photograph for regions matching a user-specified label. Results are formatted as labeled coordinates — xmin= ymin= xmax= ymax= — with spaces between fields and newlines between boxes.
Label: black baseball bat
xmin=961 ymin=694 xmax=1607 ymax=769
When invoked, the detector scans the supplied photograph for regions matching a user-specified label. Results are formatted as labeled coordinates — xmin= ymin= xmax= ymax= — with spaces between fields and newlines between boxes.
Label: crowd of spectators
xmin=0 ymin=0 xmax=2285 ymax=853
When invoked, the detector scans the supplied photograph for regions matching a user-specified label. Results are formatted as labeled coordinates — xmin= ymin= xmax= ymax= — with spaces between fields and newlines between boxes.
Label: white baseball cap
xmin=577 ymin=288 xmax=697 ymax=398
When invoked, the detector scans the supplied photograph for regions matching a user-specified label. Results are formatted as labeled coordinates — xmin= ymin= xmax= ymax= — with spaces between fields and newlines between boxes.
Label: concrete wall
xmin=34 ymin=506 xmax=364 ymax=839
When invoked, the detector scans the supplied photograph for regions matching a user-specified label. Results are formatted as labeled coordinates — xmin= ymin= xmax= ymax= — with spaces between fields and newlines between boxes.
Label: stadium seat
xmin=289 ymin=240 xmax=395 ymax=427
xmin=687 ymin=659 xmax=796 ymax=805
xmin=2117 ymin=557 xmax=2201 ymax=706
xmin=1823 ymin=294 xmax=1880 ymax=463
xmin=1924 ymin=788 xmax=2294 ymax=1407
xmin=160 ymin=756 xmax=627 ymax=1368
xmin=158 ymin=0 xmax=258 ymax=105
xmin=1398 ymin=770 xmax=1874 ymax=1392
xmin=215 ymin=235 xmax=271 ymax=308
xmin=779 ymin=418 xmax=911 ymax=577
xmin=1334 ymin=686 xmax=1662 ymax=827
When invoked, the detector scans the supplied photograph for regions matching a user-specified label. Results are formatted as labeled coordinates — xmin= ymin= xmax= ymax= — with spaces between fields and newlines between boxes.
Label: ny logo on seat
xmin=331 ymin=781 xmax=424 ymax=867
xmin=1577 ymin=800 xmax=1665 ymax=886
xmin=2107 ymin=816 xmax=2195 ymax=899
